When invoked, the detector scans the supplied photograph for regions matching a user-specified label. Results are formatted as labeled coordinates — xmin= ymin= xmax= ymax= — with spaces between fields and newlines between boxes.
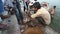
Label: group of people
xmin=0 ymin=0 xmax=56 ymax=34
xmin=23 ymin=0 xmax=56 ymax=34
xmin=0 ymin=0 xmax=21 ymax=34
xmin=24 ymin=0 xmax=56 ymax=25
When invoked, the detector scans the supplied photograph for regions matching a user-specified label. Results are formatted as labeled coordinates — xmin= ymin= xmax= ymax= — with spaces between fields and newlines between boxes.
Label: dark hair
xmin=33 ymin=2 xmax=41 ymax=9
xmin=34 ymin=0 xmax=37 ymax=1
xmin=53 ymin=6 xmax=56 ymax=9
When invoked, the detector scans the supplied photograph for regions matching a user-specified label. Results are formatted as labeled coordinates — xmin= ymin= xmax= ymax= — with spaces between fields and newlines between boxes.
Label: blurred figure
xmin=41 ymin=2 xmax=50 ymax=11
xmin=12 ymin=0 xmax=23 ymax=24
xmin=23 ymin=0 xmax=30 ymax=11
xmin=0 ymin=0 xmax=8 ymax=30
xmin=3 ymin=0 xmax=21 ymax=34
xmin=51 ymin=6 xmax=56 ymax=19
xmin=4 ymin=6 xmax=21 ymax=34
xmin=0 ymin=0 xmax=4 ymax=23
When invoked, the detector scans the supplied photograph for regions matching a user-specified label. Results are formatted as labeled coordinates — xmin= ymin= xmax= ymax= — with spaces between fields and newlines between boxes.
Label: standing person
xmin=50 ymin=6 xmax=56 ymax=19
xmin=3 ymin=0 xmax=21 ymax=34
xmin=0 ymin=0 xmax=8 ymax=30
xmin=0 ymin=0 xmax=5 ymax=23
xmin=23 ymin=0 xmax=30 ymax=11
xmin=12 ymin=0 xmax=23 ymax=24
xmin=0 ymin=0 xmax=4 ymax=23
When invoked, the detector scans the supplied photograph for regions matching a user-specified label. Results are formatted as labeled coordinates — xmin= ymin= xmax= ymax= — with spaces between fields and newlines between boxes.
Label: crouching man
xmin=31 ymin=2 xmax=51 ymax=25
xmin=23 ymin=2 xmax=51 ymax=34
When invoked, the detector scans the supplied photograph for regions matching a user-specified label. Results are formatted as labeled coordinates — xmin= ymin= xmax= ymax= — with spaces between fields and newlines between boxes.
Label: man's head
xmin=53 ymin=6 xmax=56 ymax=9
xmin=34 ymin=0 xmax=37 ymax=1
xmin=32 ymin=2 xmax=41 ymax=11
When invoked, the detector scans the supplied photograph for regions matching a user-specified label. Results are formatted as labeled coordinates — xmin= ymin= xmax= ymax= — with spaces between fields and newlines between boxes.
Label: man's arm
xmin=31 ymin=11 xmax=41 ymax=18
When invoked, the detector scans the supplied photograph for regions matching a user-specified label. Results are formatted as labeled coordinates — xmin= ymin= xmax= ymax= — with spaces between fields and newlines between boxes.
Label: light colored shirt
xmin=31 ymin=7 xmax=51 ymax=25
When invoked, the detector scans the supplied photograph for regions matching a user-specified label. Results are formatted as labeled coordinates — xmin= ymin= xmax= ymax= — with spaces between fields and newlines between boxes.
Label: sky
xmin=30 ymin=0 xmax=60 ymax=7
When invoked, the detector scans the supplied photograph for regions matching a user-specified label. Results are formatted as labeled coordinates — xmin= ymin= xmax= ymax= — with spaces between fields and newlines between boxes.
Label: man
xmin=26 ymin=2 xmax=57 ymax=34
xmin=50 ymin=6 xmax=56 ymax=18
xmin=31 ymin=2 xmax=51 ymax=25
xmin=0 ymin=0 xmax=8 ymax=30
xmin=0 ymin=0 xmax=4 ymax=23
xmin=12 ymin=0 xmax=23 ymax=24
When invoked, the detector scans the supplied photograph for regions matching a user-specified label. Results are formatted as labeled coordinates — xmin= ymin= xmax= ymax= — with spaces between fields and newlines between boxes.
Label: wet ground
xmin=20 ymin=25 xmax=58 ymax=34
xmin=0 ymin=25 xmax=58 ymax=34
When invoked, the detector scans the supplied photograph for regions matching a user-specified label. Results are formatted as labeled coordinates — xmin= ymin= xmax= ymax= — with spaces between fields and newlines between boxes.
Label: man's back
xmin=31 ymin=7 xmax=51 ymax=25
xmin=39 ymin=7 xmax=51 ymax=25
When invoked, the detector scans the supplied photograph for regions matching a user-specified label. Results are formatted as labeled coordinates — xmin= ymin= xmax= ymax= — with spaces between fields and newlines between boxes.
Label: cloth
xmin=0 ymin=0 xmax=5 ymax=22
xmin=29 ymin=0 xmax=39 ymax=6
xmin=0 ymin=0 xmax=4 ymax=13
xmin=31 ymin=7 xmax=51 ymax=25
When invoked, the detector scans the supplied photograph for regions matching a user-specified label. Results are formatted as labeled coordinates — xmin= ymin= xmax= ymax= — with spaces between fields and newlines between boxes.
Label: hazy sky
xmin=30 ymin=0 xmax=60 ymax=7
